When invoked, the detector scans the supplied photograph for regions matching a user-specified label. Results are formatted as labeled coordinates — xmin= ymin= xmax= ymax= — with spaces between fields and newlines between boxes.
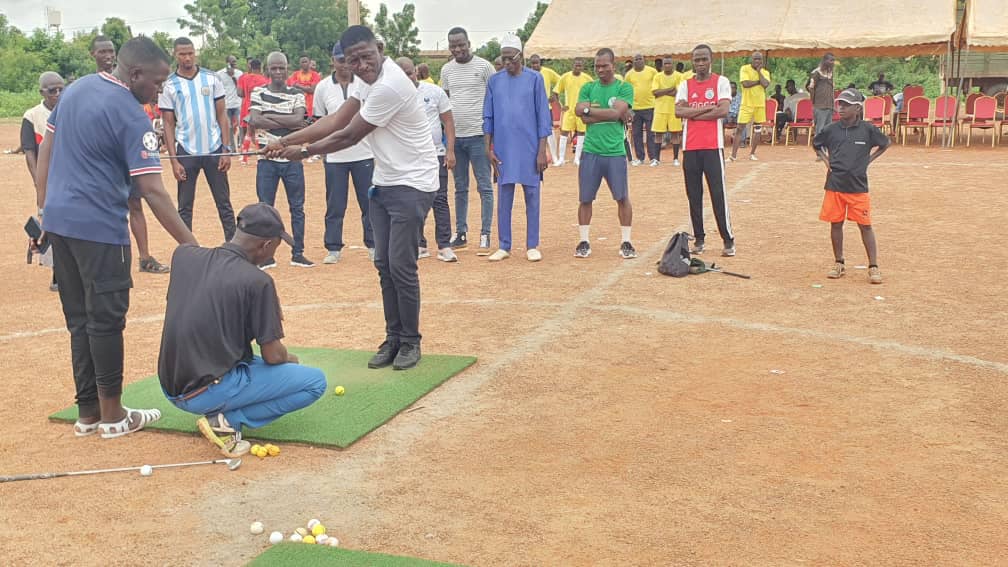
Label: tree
xmin=100 ymin=17 xmax=133 ymax=50
xmin=516 ymin=2 xmax=549 ymax=44
xmin=475 ymin=38 xmax=500 ymax=63
xmin=150 ymin=31 xmax=175 ymax=55
xmin=373 ymin=3 xmax=420 ymax=59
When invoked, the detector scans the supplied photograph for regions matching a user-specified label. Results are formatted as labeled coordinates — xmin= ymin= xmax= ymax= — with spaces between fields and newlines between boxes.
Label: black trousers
xmin=420 ymin=156 xmax=452 ymax=249
xmin=369 ymin=185 xmax=435 ymax=345
xmin=682 ymin=149 xmax=734 ymax=245
xmin=176 ymin=145 xmax=236 ymax=242
xmin=50 ymin=234 xmax=132 ymax=416
xmin=632 ymin=108 xmax=658 ymax=161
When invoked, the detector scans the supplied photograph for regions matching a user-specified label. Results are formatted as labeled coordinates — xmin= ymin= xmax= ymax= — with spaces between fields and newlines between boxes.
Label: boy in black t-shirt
xmin=812 ymin=89 xmax=890 ymax=284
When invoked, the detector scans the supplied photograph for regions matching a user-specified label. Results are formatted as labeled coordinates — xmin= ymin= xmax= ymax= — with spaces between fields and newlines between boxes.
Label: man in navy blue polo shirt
xmin=34 ymin=36 xmax=198 ymax=440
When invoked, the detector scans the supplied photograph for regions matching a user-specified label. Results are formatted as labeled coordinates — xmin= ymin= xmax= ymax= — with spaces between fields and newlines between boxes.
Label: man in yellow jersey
xmin=624 ymin=53 xmax=659 ymax=166
xmin=730 ymin=51 xmax=771 ymax=162
xmin=417 ymin=63 xmax=436 ymax=84
xmin=553 ymin=58 xmax=593 ymax=166
xmin=529 ymin=54 xmax=561 ymax=164
xmin=651 ymin=56 xmax=685 ymax=167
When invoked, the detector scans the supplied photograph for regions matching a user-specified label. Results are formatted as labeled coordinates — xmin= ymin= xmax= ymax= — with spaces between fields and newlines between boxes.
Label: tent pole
xmin=941 ymin=41 xmax=951 ymax=148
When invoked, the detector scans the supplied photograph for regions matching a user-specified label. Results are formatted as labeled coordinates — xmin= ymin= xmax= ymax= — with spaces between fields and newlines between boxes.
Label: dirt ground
xmin=0 ymin=119 xmax=1005 ymax=566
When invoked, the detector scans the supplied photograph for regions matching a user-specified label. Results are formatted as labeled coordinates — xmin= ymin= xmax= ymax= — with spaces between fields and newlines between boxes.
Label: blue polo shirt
xmin=43 ymin=73 xmax=162 ymax=246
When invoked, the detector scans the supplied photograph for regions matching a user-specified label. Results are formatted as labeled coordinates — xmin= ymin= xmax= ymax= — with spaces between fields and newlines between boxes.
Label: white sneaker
xmin=749 ymin=154 xmax=759 ymax=161
xmin=573 ymin=159 xmax=580 ymax=166
xmin=367 ymin=248 xmax=376 ymax=261
xmin=631 ymin=159 xmax=642 ymax=166
xmin=487 ymin=249 xmax=510 ymax=261
xmin=553 ymin=159 xmax=565 ymax=167
xmin=323 ymin=251 xmax=341 ymax=264
xmin=673 ymin=159 xmax=680 ymax=166
xmin=477 ymin=234 xmax=491 ymax=256
xmin=418 ymin=247 xmax=431 ymax=259
xmin=437 ymin=248 xmax=458 ymax=262
xmin=526 ymin=249 xmax=542 ymax=262
xmin=649 ymin=159 xmax=659 ymax=167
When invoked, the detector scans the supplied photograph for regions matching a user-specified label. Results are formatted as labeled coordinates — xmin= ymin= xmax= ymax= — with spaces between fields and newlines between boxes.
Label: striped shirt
xmin=159 ymin=67 xmax=225 ymax=155
xmin=439 ymin=56 xmax=494 ymax=137
xmin=250 ymin=85 xmax=306 ymax=163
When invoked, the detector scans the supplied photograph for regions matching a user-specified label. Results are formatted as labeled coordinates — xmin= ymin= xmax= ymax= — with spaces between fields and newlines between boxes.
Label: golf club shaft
xmin=160 ymin=151 xmax=261 ymax=159
xmin=712 ymin=268 xmax=751 ymax=279
xmin=0 ymin=459 xmax=235 ymax=482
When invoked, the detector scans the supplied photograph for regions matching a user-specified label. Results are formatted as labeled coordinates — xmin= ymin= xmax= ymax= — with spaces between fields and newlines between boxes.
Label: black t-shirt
xmin=158 ymin=243 xmax=285 ymax=397
xmin=868 ymin=80 xmax=894 ymax=95
xmin=812 ymin=120 xmax=890 ymax=194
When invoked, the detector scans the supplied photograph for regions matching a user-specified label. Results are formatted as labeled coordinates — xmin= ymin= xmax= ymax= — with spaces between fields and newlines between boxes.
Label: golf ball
xmin=328 ymin=537 xmax=340 ymax=547
xmin=289 ymin=534 xmax=302 ymax=543
xmin=334 ymin=386 xmax=345 ymax=396
xmin=269 ymin=531 xmax=283 ymax=545
xmin=315 ymin=534 xmax=329 ymax=545
xmin=307 ymin=519 xmax=320 ymax=530
xmin=250 ymin=521 xmax=264 ymax=535
xmin=295 ymin=527 xmax=309 ymax=537
xmin=302 ymin=535 xmax=316 ymax=545
xmin=139 ymin=465 xmax=153 ymax=476
xmin=311 ymin=524 xmax=325 ymax=537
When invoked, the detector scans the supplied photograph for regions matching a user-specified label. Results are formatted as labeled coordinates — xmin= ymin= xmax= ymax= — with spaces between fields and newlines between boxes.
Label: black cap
xmin=236 ymin=203 xmax=294 ymax=246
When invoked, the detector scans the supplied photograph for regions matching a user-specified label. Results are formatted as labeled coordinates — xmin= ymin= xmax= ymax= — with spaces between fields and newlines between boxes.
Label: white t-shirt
xmin=416 ymin=81 xmax=452 ymax=156
xmin=313 ymin=74 xmax=373 ymax=163
xmin=352 ymin=57 xmax=439 ymax=192
xmin=216 ymin=68 xmax=243 ymax=109
xmin=438 ymin=55 xmax=494 ymax=137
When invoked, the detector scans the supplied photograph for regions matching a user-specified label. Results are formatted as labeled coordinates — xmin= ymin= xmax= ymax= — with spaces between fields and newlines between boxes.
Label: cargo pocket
xmin=88 ymin=276 xmax=133 ymax=334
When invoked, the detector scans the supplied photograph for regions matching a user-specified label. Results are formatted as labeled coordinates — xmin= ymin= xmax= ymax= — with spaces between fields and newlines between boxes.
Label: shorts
xmin=820 ymin=190 xmax=872 ymax=225
xmin=738 ymin=104 xmax=766 ymax=124
xmin=578 ymin=152 xmax=628 ymax=203
xmin=652 ymin=112 xmax=683 ymax=133
xmin=227 ymin=107 xmax=240 ymax=124
xmin=561 ymin=111 xmax=586 ymax=133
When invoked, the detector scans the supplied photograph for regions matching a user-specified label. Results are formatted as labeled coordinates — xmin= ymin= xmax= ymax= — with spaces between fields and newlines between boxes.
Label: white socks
xmin=574 ymin=137 xmax=584 ymax=163
xmin=578 ymin=225 xmax=590 ymax=242
xmin=558 ymin=135 xmax=569 ymax=162
xmin=620 ymin=226 xmax=632 ymax=243
xmin=547 ymin=133 xmax=558 ymax=163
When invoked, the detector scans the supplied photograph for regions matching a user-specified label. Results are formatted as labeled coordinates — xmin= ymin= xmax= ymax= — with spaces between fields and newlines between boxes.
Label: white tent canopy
xmin=965 ymin=0 xmax=1008 ymax=49
xmin=525 ymin=0 xmax=957 ymax=59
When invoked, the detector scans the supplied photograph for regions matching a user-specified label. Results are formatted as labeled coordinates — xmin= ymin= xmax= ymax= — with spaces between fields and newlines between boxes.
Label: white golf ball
xmin=315 ymin=534 xmax=329 ymax=545
xmin=269 ymin=531 xmax=284 ymax=545
xmin=139 ymin=465 xmax=153 ymax=476
xmin=307 ymin=519 xmax=320 ymax=530
xmin=289 ymin=534 xmax=302 ymax=542
xmin=250 ymin=521 xmax=264 ymax=535
xmin=327 ymin=537 xmax=340 ymax=547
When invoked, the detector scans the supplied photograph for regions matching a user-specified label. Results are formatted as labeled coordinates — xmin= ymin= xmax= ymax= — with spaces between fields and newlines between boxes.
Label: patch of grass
xmin=0 ymin=91 xmax=37 ymax=118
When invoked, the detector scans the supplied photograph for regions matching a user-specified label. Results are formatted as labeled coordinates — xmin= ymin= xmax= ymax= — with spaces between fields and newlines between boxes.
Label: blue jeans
xmin=166 ymin=356 xmax=326 ymax=430
xmin=452 ymin=135 xmax=494 ymax=236
xmin=256 ymin=160 xmax=306 ymax=257
xmin=324 ymin=159 xmax=374 ymax=251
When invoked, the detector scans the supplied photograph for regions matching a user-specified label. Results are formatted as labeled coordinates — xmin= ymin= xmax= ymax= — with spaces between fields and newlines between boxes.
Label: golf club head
xmin=226 ymin=458 xmax=242 ymax=471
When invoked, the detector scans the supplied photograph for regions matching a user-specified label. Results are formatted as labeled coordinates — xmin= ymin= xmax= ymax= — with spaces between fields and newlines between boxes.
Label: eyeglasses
xmin=500 ymin=54 xmax=521 ymax=63
xmin=43 ymin=87 xmax=63 ymax=95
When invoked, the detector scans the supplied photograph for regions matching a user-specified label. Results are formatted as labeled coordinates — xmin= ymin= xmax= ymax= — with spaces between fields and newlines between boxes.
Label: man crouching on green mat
xmin=158 ymin=203 xmax=327 ymax=456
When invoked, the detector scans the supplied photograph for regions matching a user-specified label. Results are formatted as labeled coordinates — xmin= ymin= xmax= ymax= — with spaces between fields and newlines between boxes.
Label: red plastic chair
xmin=900 ymin=96 xmax=931 ymax=145
xmin=762 ymin=98 xmax=778 ymax=145
xmin=928 ymin=95 xmax=958 ymax=146
xmin=863 ymin=97 xmax=887 ymax=130
xmin=784 ymin=98 xmax=814 ymax=146
xmin=964 ymin=96 xmax=998 ymax=146
xmin=896 ymin=85 xmax=925 ymax=127
xmin=881 ymin=95 xmax=894 ymax=134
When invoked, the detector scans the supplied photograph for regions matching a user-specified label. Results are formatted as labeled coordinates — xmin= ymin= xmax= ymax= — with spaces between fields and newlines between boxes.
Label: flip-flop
xmin=99 ymin=407 xmax=162 ymax=439
xmin=73 ymin=419 xmax=101 ymax=437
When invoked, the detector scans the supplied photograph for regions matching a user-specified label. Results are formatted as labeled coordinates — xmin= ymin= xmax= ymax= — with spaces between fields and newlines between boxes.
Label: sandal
xmin=99 ymin=407 xmax=162 ymax=439
xmin=197 ymin=416 xmax=250 ymax=457
xmin=74 ymin=419 xmax=101 ymax=437
xmin=139 ymin=257 xmax=170 ymax=274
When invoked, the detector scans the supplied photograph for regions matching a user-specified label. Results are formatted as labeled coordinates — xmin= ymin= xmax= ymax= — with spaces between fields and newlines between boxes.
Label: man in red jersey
xmin=675 ymin=44 xmax=735 ymax=257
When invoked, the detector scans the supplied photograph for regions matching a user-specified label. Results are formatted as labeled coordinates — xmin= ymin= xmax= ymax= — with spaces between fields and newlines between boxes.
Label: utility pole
xmin=348 ymin=0 xmax=361 ymax=25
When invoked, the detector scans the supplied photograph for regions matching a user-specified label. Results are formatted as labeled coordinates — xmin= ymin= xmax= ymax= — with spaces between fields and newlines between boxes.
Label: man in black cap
xmin=158 ymin=202 xmax=327 ymax=457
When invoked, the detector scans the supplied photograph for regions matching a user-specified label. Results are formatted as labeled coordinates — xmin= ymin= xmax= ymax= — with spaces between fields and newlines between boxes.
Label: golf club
xmin=708 ymin=263 xmax=752 ymax=279
xmin=0 ymin=458 xmax=241 ymax=483
xmin=159 ymin=151 xmax=262 ymax=159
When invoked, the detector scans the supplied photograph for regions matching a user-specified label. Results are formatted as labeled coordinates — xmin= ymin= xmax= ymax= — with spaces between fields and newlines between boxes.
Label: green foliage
xmin=475 ymin=39 xmax=501 ymax=63
xmin=0 ymin=90 xmax=39 ymax=118
xmin=100 ymin=17 xmax=133 ymax=50
xmin=373 ymin=3 xmax=421 ymax=60
xmin=516 ymin=2 xmax=549 ymax=44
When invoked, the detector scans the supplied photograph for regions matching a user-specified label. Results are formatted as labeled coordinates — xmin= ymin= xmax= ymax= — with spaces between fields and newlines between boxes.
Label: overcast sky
xmin=0 ymin=0 xmax=540 ymax=50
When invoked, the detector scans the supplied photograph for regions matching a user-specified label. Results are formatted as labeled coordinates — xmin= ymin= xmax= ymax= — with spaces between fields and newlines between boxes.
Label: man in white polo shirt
xmin=313 ymin=43 xmax=375 ymax=263
xmin=265 ymin=25 xmax=438 ymax=371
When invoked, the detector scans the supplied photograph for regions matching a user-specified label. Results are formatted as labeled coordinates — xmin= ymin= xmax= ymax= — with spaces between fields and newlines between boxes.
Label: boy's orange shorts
xmin=819 ymin=190 xmax=872 ymax=225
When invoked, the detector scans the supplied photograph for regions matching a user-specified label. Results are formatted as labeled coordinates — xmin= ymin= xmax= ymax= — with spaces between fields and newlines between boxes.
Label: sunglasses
xmin=42 ymin=86 xmax=63 ymax=95
xmin=501 ymin=54 xmax=520 ymax=63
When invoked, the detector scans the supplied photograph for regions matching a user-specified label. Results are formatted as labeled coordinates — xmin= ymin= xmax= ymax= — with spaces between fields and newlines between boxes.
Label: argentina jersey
xmin=158 ymin=68 xmax=225 ymax=155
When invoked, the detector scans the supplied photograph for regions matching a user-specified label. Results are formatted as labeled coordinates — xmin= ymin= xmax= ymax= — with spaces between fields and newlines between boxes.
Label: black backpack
xmin=657 ymin=232 xmax=692 ymax=277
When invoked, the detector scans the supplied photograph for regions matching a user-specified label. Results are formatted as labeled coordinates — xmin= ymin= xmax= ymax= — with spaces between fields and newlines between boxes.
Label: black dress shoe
xmin=368 ymin=340 xmax=400 ymax=368
xmin=392 ymin=343 xmax=421 ymax=370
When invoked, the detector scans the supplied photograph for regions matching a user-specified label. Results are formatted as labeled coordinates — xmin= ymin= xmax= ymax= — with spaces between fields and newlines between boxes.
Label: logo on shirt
xmin=705 ymin=88 xmax=715 ymax=100
xmin=201 ymin=86 xmax=211 ymax=96
xmin=142 ymin=131 xmax=159 ymax=152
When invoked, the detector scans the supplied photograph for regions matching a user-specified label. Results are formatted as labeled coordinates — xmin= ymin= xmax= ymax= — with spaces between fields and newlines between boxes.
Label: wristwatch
xmin=300 ymin=146 xmax=311 ymax=160
xmin=582 ymin=106 xmax=591 ymax=116
xmin=222 ymin=144 xmax=234 ymax=152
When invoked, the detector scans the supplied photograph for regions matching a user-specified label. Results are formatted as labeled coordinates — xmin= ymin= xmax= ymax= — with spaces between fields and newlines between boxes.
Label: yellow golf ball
xmin=251 ymin=444 xmax=263 ymax=454
xmin=302 ymin=535 xmax=316 ymax=544
xmin=311 ymin=524 xmax=326 ymax=537
xmin=334 ymin=386 xmax=345 ymax=396
xmin=266 ymin=444 xmax=280 ymax=457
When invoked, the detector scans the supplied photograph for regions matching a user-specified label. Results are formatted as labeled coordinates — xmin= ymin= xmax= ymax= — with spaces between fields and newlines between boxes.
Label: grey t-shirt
xmin=158 ymin=243 xmax=284 ymax=397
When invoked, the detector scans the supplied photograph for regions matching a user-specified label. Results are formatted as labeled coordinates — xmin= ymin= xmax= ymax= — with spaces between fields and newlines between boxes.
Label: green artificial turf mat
xmin=50 ymin=347 xmax=476 ymax=448
xmin=248 ymin=543 xmax=464 ymax=566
